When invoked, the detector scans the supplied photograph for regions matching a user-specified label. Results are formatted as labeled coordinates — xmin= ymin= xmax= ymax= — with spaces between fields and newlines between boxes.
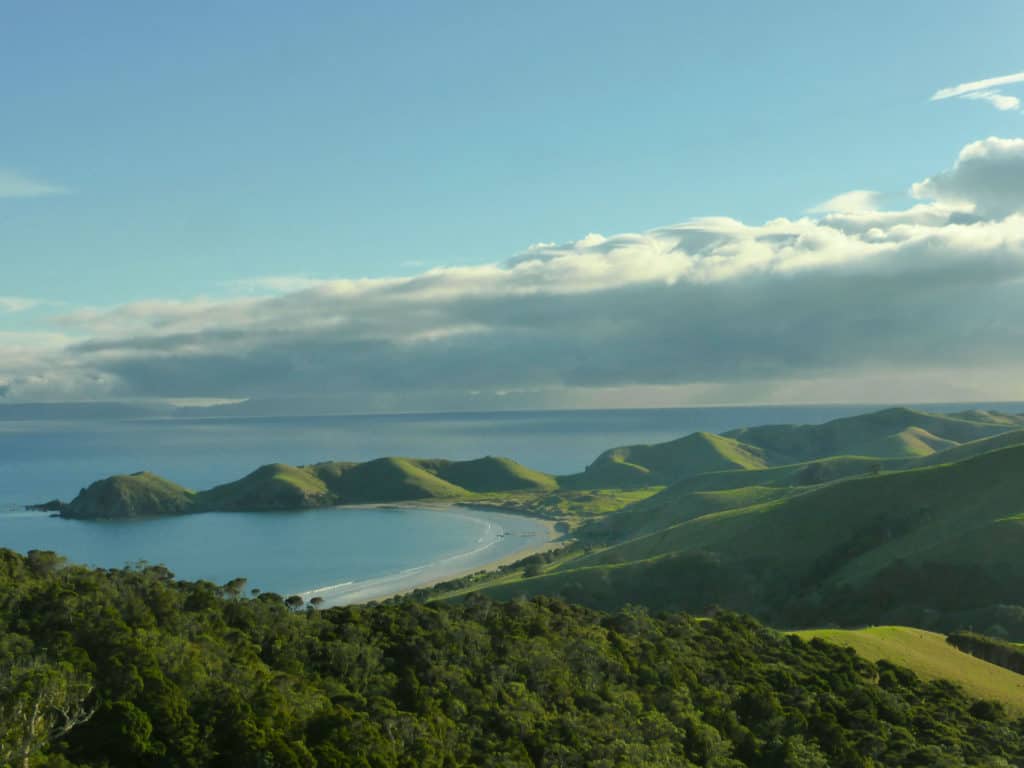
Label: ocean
xmin=1 ymin=402 xmax=1019 ymax=601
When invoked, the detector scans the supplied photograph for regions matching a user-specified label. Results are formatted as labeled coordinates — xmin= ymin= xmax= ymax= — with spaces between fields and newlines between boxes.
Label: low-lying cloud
xmin=3 ymin=137 xmax=1024 ymax=408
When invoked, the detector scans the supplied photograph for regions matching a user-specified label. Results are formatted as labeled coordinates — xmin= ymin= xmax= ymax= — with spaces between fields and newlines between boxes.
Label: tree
xmin=0 ymin=659 xmax=96 ymax=768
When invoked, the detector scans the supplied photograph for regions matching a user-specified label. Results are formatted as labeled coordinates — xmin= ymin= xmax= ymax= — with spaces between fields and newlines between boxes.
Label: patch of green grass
xmin=793 ymin=626 xmax=1024 ymax=716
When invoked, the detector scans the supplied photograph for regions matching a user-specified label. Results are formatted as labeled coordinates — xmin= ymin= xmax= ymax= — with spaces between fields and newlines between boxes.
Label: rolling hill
xmin=59 ymin=455 xmax=556 ymax=518
xmin=561 ymin=430 xmax=777 ymax=488
xmin=723 ymin=406 xmax=1018 ymax=461
xmin=466 ymin=442 xmax=1024 ymax=635
xmin=555 ymin=407 xmax=1024 ymax=494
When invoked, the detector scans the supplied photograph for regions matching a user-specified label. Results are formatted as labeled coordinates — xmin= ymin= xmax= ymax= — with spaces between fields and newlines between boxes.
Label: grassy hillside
xmin=794 ymin=627 xmax=1024 ymax=716
xmin=913 ymin=428 xmax=1024 ymax=467
xmin=427 ymin=456 xmax=558 ymax=492
xmin=724 ymin=406 xmax=1013 ymax=461
xmin=459 ymin=443 xmax=1024 ymax=635
xmin=196 ymin=463 xmax=331 ymax=511
xmin=58 ymin=455 xmax=556 ymax=517
xmin=583 ymin=484 xmax=802 ymax=543
xmin=630 ymin=426 xmax=1024 ymax=530
xmin=327 ymin=457 xmax=469 ymax=503
xmin=562 ymin=430 xmax=775 ymax=488
xmin=555 ymin=407 xmax=1022 ymax=494
xmin=64 ymin=472 xmax=195 ymax=519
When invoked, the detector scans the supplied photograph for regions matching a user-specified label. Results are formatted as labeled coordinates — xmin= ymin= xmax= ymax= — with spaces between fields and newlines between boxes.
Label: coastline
xmin=300 ymin=504 xmax=563 ymax=607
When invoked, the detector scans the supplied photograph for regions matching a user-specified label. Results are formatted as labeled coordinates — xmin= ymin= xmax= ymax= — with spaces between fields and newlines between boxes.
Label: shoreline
xmin=300 ymin=504 xmax=564 ymax=607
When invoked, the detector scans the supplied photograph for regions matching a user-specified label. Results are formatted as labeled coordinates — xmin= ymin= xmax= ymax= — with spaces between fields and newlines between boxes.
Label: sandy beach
xmin=299 ymin=504 xmax=564 ymax=607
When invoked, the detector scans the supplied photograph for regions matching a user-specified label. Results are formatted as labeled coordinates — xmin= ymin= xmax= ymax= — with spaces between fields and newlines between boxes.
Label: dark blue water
xmin=1 ymin=403 xmax=1019 ymax=599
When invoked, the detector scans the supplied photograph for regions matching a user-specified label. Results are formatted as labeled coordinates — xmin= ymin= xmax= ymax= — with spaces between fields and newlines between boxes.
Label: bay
xmin=1 ymin=402 xmax=1020 ymax=602
xmin=0 ymin=504 xmax=549 ymax=605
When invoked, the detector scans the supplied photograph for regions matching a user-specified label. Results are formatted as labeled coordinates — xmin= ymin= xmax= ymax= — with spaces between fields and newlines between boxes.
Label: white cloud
xmin=912 ymin=137 xmax=1024 ymax=218
xmin=931 ymin=71 xmax=1024 ymax=114
xmin=4 ymin=137 xmax=1024 ymax=407
xmin=0 ymin=170 xmax=69 ymax=199
xmin=808 ymin=190 xmax=880 ymax=214
xmin=963 ymin=89 xmax=1021 ymax=112
xmin=932 ymin=71 xmax=1024 ymax=101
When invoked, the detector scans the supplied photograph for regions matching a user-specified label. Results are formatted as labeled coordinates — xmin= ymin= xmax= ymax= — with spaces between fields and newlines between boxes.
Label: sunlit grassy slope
xmin=197 ymin=463 xmax=332 ymax=511
xmin=466 ymin=443 xmax=1024 ymax=629
xmin=561 ymin=431 xmax=776 ymax=488
xmin=793 ymin=626 xmax=1024 ymax=715
xmin=724 ymin=407 xmax=1015 ymax=461
xmin=65 ymin=455 xmax=558 ymax=516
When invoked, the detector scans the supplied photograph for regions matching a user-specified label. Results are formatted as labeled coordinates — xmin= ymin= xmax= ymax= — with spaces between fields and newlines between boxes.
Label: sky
xmin=3 ymin=1 xmax=1024 ymax=410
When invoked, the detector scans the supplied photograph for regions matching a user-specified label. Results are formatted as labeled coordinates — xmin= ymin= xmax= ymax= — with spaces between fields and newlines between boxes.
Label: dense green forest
xmin=2 ymin=549 xmax=1023 ymax=767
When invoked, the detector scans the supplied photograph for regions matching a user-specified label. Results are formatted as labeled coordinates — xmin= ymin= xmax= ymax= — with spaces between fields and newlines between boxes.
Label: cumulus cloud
xmin=932 ymin=71 xmax=1024 ymax=113
xmin=0 ymin=170 xmax=68 ymax=199
xmin=3 ymin=137 xmax=1024 ymax=407
xmin=912 ymin=137 xmax=1024 ymax=219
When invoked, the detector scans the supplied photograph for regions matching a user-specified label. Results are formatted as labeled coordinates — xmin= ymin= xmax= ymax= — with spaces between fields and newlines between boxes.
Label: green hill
xmin=56 ymin=454 xmax=557 ymax=517
xmin=64 ymin=472 xmax=195 ymax=519
xmin=626 ymin=426 xmax=1024 ymax=533
xmin=913 ymin=428 xmax=1024 ymax=467
xmin=468 ymin=443 xmax=1024 ymax=634
xmin=324 ymin=457 xmax=469 ymax=503
xmin=562 ymin=430 xmax=775 ymax=488
xmin=555 ymin=407 xmax=1022 ymax=494
xmin=195 ymin=463 xmax=332 ymax=511
xmin=724 ymin=406 xmax=1013 ymax=461
xmin=425 ymin=456 xmax=558 ymax=492
xmin=793 ymin=627 xmax=1024 ymax=716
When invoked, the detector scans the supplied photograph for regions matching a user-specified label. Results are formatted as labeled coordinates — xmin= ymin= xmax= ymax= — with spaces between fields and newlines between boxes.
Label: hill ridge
xmin=59 ymin=454 xmax=556 ymax=519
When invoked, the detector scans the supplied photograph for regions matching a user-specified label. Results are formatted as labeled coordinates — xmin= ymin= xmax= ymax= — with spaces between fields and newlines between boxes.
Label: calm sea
xmin=1 ymin=403 xmax=1019 ymax=600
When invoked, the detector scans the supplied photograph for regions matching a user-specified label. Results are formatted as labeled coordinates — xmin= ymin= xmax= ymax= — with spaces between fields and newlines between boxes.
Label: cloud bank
xmin=3 ymin=137 xmax=1024 ymax=408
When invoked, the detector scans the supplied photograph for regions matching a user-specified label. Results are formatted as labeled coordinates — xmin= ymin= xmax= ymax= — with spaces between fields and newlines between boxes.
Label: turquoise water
xmin=0 ymin=504 xmax=548 ymax=603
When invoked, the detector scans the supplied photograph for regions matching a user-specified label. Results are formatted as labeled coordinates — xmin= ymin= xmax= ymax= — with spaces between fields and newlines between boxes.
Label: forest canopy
xmin=1 ymin=549 xmax=1022 ymax=767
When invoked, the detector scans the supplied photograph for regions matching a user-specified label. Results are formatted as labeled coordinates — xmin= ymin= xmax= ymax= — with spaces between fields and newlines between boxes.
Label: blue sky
xmin=3 ymin=2 xmax=1024 ymax=408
